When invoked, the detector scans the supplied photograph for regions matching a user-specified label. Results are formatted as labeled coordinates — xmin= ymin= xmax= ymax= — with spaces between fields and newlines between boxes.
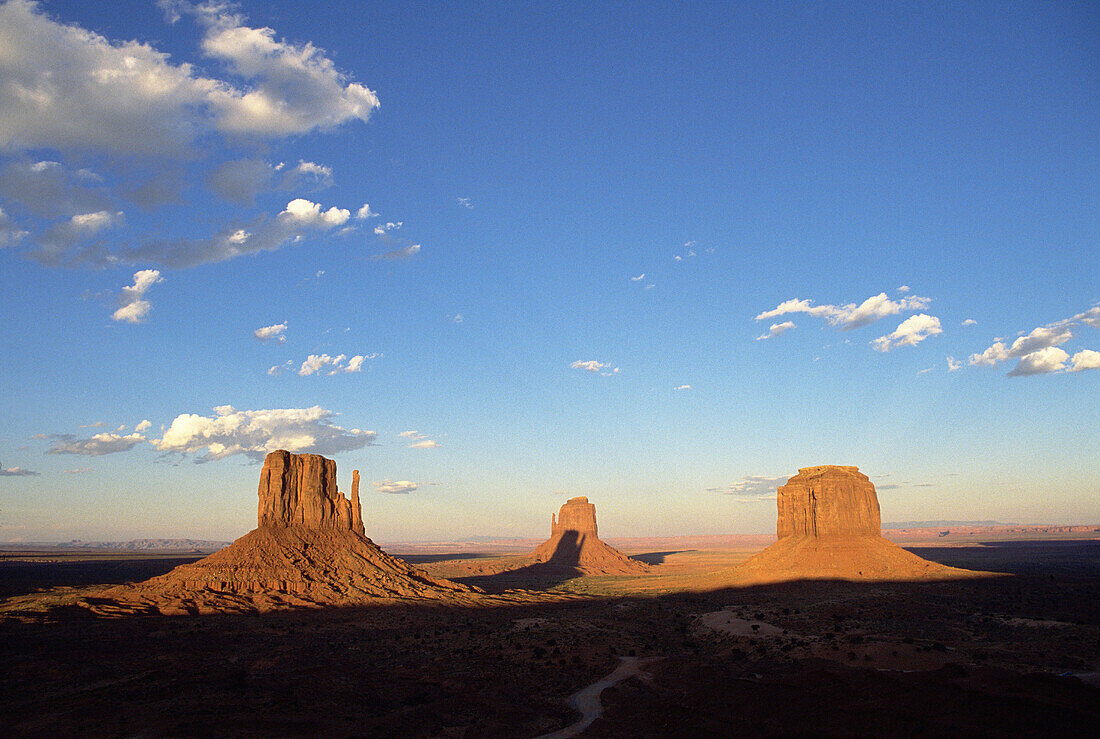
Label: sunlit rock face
xmin=730 ymin=464 xmax=980 ymax=583
xmin=776 ymin=465 xmax=881 ymax=538
xmin=533 ymin=496 xmax=646 ymax=575
xmin=88 ymin=450 xmax=470 ymax=614
xmin=550 ymin=496 xmax=598 ymax=538
xmin=257 ymin=450 xmax=365 ymax=536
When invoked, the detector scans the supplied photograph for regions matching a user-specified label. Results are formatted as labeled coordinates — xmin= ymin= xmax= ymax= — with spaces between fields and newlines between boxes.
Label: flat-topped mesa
xmin=257 ymin=450 xmax=365 ymax=535
xmin=777 ymin=465 xmax=880 ymax=538
xmin=551 ymin=496 xmax=598 ymax=537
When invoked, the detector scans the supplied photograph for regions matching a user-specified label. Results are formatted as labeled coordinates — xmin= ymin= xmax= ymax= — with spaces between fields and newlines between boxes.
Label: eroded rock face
xmin=777 ymin=465 xmax=881 ymax=538
xmin=90 ymin=450 xmax=470 ymax=613
xmin=551 ymin=496 xmax=598 ymax=537
xmin=534 ymin=496 xmax=646 ymax=575
xmin=257 ymin=450 xmax=364 ymax=534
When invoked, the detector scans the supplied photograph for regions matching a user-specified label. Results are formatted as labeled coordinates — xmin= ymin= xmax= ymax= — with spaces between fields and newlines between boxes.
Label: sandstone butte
xmin=532 ymin=496 xmax=647 ymax=575
xmin=730 ymin=465 xmax=984 ymax=583
xmin=88 ymin=450 xmax=472 ymax=615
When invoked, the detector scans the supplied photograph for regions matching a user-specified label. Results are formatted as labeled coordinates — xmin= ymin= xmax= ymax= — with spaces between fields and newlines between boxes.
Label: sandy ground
xmin=1 ymin=534 xmax=1098 ymax=736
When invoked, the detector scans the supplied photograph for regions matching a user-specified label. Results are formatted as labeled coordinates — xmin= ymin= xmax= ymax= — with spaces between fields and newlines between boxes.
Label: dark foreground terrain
xmin=2 ymin=540 xmax=1098 ymax=737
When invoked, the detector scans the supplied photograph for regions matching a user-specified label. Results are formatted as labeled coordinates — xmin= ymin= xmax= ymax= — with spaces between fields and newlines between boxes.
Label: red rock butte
xmin=732 ymin=465 xmax=983 ymax=583
xmin=532 ymin=496 xmax=646 ymax=575
xmin=89 ymin=450 xmax=471 ymax=614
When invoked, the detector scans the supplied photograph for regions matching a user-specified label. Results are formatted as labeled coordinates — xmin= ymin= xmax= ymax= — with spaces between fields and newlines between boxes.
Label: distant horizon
xmin=2 ymin=1 xmax=1098 ymax=541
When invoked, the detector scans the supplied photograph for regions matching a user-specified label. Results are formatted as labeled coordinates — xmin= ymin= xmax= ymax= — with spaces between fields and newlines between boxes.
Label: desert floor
xmin=2 ymin=534 xmax=1098 ymax=736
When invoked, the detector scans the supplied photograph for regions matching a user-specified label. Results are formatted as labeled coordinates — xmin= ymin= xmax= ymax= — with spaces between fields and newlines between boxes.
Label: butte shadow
xmin=84 ymin=450 xmax=475 ymax=615
xmin=724 ymin=465 xmax=991 ymax=584
xmin=455 ymin=496 xmax=647 ymax=592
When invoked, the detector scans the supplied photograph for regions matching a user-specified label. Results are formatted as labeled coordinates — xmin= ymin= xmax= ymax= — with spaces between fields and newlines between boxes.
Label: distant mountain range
xmin=882 ymin=520 xmax=1003 ymax=529
xmin=52 ymin=539 xmax=231 ymax=552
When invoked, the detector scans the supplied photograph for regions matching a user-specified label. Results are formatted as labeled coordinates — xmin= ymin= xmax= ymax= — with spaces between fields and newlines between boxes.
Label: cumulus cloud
xmin=674 ymin=384 xmax=692 ymax=391
xmin=571 ymin=360 xmax=620 ymax=375
xmin=1067 ymin=349 xmax=1100 ymax=373
xmin=756 ymin=321 xmax=796 ymax=341
xmin=969 ymin=306 xmax=1099 ymax=377
xmin=0 ymin=1 xmax=378 ymax=156
xmin=372 ymin=479 xmax=417 ymax=495
xmin=372 ymin=221 xmax=402 ymax=236
xmin=871 ymin=314 xmax=942 ymax=352
xmin=961 ymin=318 xmax=978 ymax=327
xmin=0 ymin=206 xmax=28 ymax=247
xmin=708 ymin=475 xmax=787 ymax=502
xmin=0 ymin=3 xmax=380 ymax=268
xmin=112 ymin=269 xmax=163 ymax=323
xmin=947 ymin=356 xmax=962 ymax=372
xmin=254 ymin=321 xmax=287 ymax=342
xmin=355 ymin=203 xmax=378 ymax=219
xmin=1006 ymin=347 xmax=1070 ymax=376
xmin=399 ymin=430 xmax=441 ymax=448
xmin=151 ymin=404 xmax=375 ymax=461
xmin=296 ymin=352 xmax=377 ymax=375
xmin=127 ymin=197 xmax=352 ymax=268
xmin=756 ymin=292 xmax=932 ymax=331
xmin=135 ymin=419 xmax=152 ymax=432
xmin=0 ymin=463 xmax=38 ymax=476
xmin=369 ymin=244 xmax=420 ymax=261
xmin=43 ymin=431 xmax=146 ymax=455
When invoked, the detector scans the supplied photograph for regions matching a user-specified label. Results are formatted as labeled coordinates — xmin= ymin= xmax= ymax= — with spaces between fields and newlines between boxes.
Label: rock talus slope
xmin=733 ymin=465 xmax=981 ymax=583
xmin=532 ymin=497 xmax=647 ymax=575
xmin=89 ymin=451 xmax=471 ymax=614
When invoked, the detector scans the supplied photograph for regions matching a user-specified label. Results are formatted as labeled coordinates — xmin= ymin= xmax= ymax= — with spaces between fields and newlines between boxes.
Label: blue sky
xmin=1 ymin=0 xmax=1097 ymax=541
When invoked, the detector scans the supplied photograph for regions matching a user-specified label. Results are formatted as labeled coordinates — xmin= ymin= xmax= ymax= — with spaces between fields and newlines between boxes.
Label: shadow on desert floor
xmin=3 ymin=565 xmax=1099 ymax=736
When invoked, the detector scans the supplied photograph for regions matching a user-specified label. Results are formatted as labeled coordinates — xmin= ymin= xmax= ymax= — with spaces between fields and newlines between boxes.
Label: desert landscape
xmin=2 ymin=451 xmax=1097 ymax=736
xmin=2 ymin=2 xmax=1097 ymax=737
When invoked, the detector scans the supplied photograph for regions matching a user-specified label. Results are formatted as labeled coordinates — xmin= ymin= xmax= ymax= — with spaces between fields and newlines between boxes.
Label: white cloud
xmin=296 ymin=352 xmax=377 ymax=375
xmin=571 ymin=360 xmax=619 ymax=374
xmin=0 ymin=1 xmax=378 ymax=156
xmin=1070 ymin=306 xmax=1100 ymax=329
xmin=43 ymin=431 xmax=146 ymax=456
xmin=969 ymin=325 xmax=1074 ymax=367
xmin=127 ymin=198 xmax=353 ymax=268
xmin=961 ymin=318 xmax=978 ymax=327
xmin=756 ymin=321 xmax=796 ymax=341
xmin=135 ymin=419 xmax=152 ymax=432
xmin=456 ymin=197 xmax=474 ymax=209
xmin=969 ymin=306 xmax=1099 ymax=377
xmin=946 ymin=356 xmax=962 ymax=372
xmin=373 ymin=220 xmax=402 ymax=236
xmin=708 ymin=475 xmax=787 ymax=502
xmin=372 ymin=479 xmax=418 ymax=495
xmin=674 ymin=384 xmax=691 ymax=391
xmin=898 ymin=285 xmax=911 ymax=293
xmin=112 ymin=269 xmax=163 ymax=323
xmin=1067 ymin=349 xmax=1100 ymax=373
xmin=355 ymin=203 xmax=378 ymax=219
xmin=0 ymin=463 xmax=38 ymax=476
xmin=756 ymin=292 xmax=932 ymax=331
xmin=871 ymin=314 xmax=942 ymax=352
xmin=399 ymin=430 xmax=441 ymax=448
xmin=151 ymin=404 xmax=375 ymax=461
xmin=254 ymin=321 xmax=288 ymax=342
xmin=1007 ymin=347 xmax=1070 ymax=377
xmin=631 ymin=273 xmax=645 ymax=281
xmin=0 ymin=206 xmax=28 ymax=247
xmin=369 ymin=244 xmax=420 ymax=261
